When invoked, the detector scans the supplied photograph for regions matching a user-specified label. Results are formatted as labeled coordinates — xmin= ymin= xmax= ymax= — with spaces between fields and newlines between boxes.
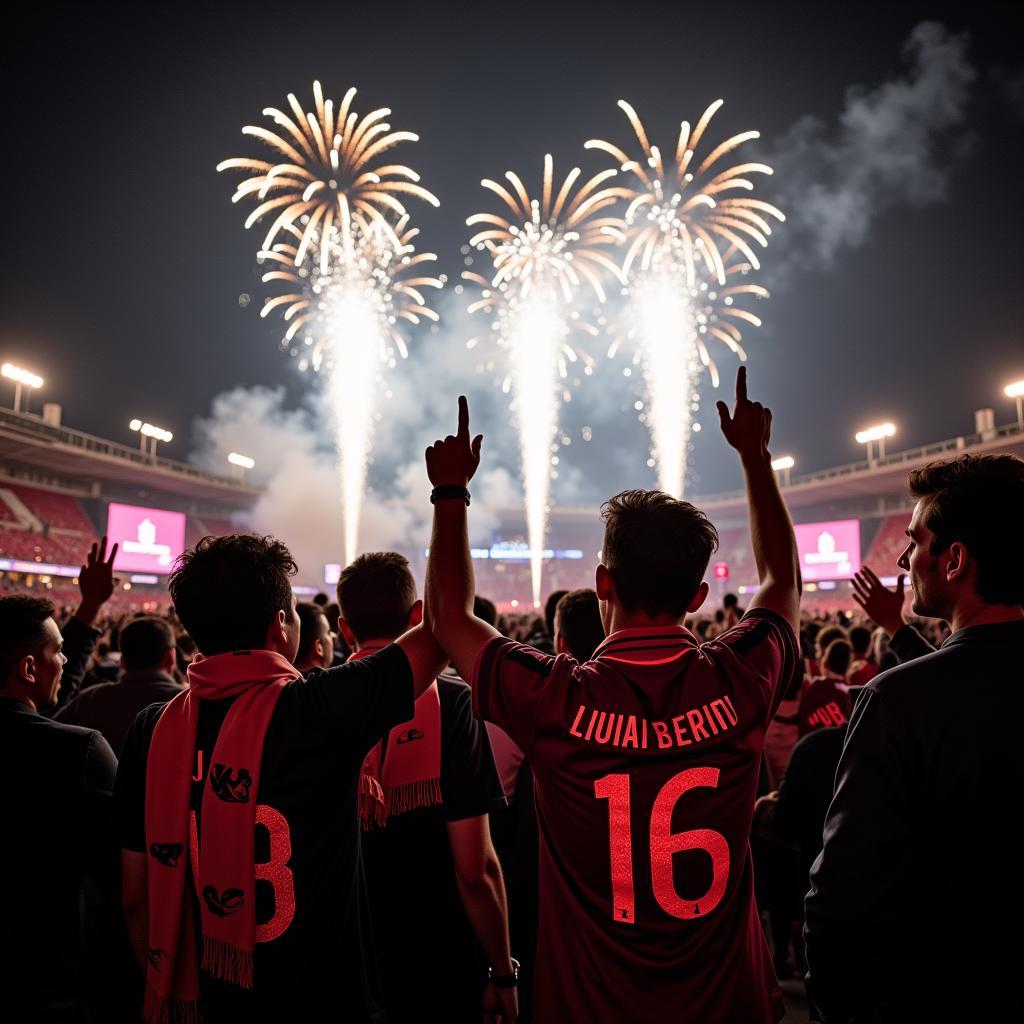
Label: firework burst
xmin=464 ymin=155 xmax=626 ymax=606
xmin=588 ymin=100 xmax=783 ymax=495
xmin=218 ymin=81 xmax=439 ymax=268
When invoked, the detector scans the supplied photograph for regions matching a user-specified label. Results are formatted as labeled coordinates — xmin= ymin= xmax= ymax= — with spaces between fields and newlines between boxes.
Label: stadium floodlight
xmin=855 ymin=421 xmax=896 ymax=465
xmin=129 ymin=418 xmax=173 ymax=455
xmin=2 ymin=362 xmax=44 ymax=413
xmin=227 ymin=452 xmax=255 ymax=469
xmin=1005 ymin=380 xmax=1024 ymax=429
xmin=771 ymin=455 xmax=795 ymax=485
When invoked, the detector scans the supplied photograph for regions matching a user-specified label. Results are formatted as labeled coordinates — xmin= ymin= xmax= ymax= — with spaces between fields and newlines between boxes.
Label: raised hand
xmin=851 ymin=566 xmax=907 ymax=636
xmin=716 ymin=366 xmax=772 ymax=462
xmin=425 ymin=395 xmax=483 ymax=488
xmin=76 ymin=535 xmax=119 ymax=625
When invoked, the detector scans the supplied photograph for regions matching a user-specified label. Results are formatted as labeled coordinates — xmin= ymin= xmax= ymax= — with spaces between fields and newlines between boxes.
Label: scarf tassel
xmin=143 ymin=987 xmax=201 ymax=1024
xmin=202 ymin=935 xmax=254 ymax=990
xmin=385 ymin=776 xmax=443 ymax=817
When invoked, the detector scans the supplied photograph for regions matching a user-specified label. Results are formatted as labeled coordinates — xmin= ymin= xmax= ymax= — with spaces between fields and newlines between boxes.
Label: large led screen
xmin=794 ymin=519 xmax=861 ymax=582
xmin=107 ymin=502 xmax=186 ymax=574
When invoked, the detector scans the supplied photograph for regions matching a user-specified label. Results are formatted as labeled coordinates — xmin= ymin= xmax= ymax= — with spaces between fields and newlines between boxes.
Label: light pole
xmin=855 ymin=422 xmax=896 ymax=467
xmin=2 ymin=363 xmax=44 ymax=413
xmin=1005 ymin=380 xmax=1024 ymax=430
xmin=129 ymin=419 xmax=173 ymax=457
xmin=227 ymin=452 xmax=255 ymax=482
xmin=771 ymin=455 xmax=795 ymax=487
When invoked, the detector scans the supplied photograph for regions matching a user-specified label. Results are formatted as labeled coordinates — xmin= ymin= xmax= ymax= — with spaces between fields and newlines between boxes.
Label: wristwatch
xmin=488 ymin=958 xmax=520 ymax=989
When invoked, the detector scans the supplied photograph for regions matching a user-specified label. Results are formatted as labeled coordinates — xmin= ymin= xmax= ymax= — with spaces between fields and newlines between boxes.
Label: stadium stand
xmin=863 ymin=514 xmax=909 ymax=571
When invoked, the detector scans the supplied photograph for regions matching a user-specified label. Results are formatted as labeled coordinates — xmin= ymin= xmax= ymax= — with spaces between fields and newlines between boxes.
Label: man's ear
xmin=161 ymin=647 xmax=177 ymax=674
xmin=338 ymin=617 xmax=357 ymax=650
xmin=408 ymin=599 xmax=424 ymax=629
xmin=19 ymin=654 xmax=36 ymax=686
xmin=946 ymin=541 xmax=970 ymax=584
xmin=595 ymin=564 xmax=613 ymax=602
xmin=687 ymin=581 xmax=710 ymax=615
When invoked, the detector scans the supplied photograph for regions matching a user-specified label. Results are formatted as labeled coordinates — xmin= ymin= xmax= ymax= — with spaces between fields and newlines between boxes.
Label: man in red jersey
xmin=424 ymin=367 xmax=800 ymax=1023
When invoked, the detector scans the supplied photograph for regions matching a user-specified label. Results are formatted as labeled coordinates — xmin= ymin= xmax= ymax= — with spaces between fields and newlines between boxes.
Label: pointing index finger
xmin=457 ymin=395 xmax=470 ymax=440
xmin=736 ymin=365 xmax=748 ymax=403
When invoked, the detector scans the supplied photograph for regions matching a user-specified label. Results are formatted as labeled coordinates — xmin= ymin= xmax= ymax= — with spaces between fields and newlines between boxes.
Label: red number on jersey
xmin=594 ymin=768 xmax=731 ymax=924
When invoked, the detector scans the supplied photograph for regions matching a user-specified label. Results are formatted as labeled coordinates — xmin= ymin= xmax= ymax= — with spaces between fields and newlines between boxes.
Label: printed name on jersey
xmin=568 ymin=696 xmax=739 ymax=750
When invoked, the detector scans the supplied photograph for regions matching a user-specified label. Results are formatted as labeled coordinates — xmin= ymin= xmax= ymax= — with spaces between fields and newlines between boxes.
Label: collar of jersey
xmin=594 ymin=624 xmax=697 ymax=665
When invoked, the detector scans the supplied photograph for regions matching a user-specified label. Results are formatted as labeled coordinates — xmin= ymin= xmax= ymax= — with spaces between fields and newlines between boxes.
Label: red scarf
xmin=143 ymin=650 xmax=300 ymax=1024
xmin=351 ymin=642 xmax=442 ymax=828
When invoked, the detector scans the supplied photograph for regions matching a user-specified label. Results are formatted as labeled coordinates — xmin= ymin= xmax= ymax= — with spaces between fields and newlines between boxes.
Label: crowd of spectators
xmin=2 ymin=373 xmax=1021 ymax=1023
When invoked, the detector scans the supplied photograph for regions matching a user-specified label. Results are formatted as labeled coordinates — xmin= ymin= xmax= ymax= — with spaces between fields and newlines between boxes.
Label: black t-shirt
xmin=114 ymin=644 xmax=414 ymax=1024
xmin=360 ymin=674 xmax=506 ymax=1021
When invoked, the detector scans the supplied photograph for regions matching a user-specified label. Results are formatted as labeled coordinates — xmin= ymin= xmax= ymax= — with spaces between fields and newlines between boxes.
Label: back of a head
xmin=120 ymin=616 xmax=175 ymax=672
xmin=337 ymin=551 xmax=416 ymax=644
xmin=169 ymin=535 xmax=297 ymax=656
xmin=0 ymin=595 xmax=54 ymax=686
xmin=723 ymin=592 xmax=739 ymax=610
xmin=474 ymin=594 xmax=498 ymax=627
xmin=848 ymin=625 xmax=872 ymax=657
xmin=824 ymin=638 xmax=852 ymax=677
xmin=601 ymin=489 xmax=719 ymax=618
xmin=816 ymin=624 xmax=848 ymax=656
xmin=295 ymin=602 xmax=328 ymax=665
xmin=555 ymin=589 xmax=605 ymax=662
xmin=544 ymin=590 xmax=568 ymax=639
xmin=908 ymin=453 xmax=1024 ymax=606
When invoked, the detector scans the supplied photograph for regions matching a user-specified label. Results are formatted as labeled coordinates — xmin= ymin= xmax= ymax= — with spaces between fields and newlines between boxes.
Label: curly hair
xmin=169 ymin=534 xmax=297 ymax=655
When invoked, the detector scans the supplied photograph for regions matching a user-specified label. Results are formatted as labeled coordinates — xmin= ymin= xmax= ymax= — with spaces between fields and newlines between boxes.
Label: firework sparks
xmin=218 ymin=81 xmax=439 ymax=269
xmin=588 ymin=100 xmax=783 ymax=495
xmin=258 ymin=208 xmax=442 ymax=562
xmin=220 ymin=82 xmax=441 ymax=564
xmin=464 ymin=154 xmax=626 ymax=606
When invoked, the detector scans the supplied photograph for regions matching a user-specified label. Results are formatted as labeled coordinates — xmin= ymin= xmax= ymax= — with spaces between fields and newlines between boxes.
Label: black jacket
xmin=804 ymin=620 xmax=1024 ymax=1022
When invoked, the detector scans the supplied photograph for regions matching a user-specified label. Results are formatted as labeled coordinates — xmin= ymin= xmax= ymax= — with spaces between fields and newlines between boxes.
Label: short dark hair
xmin=544 ymin=590 xmax=568 ymax=639
xmin=908 ymin=454 xmax=1024 ymax=605
xmin=474 ymin=595 xmax=497 ymax=627
xmin=824 ymin=638 xmax=852 ymax=676
xmin=313 ymin=592 xmax=329 ymax=607
xmin=0 ymin=596 xmax=55 ymax=683
xmin=601 ymin=490 xmax=719 ymax=618
xmin=337 ymin=552 xmax=416 ymax=643
xmin=816 ymin=625 xmax=848 ymax=654
xmin=723 ymin=592 xmax=739 ymax=610
xmin=169 ymin=535 xmax=297 ymax=655
xmin=296 ymin=602 xmax=328 ymax=664
xmin=848 ymin=625 xmax=872 ymax=656
xmin=555 ymin=589 xmax=605 ymax=662
xmin=120 ymin=616 xmax=174 ymax=671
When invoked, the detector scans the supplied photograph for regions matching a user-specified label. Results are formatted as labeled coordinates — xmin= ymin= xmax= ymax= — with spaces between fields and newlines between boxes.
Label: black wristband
xmin=488 ymin=958 xmax=520 ymax=988
xmin=430 ymin=485 xmax=471 ymax=506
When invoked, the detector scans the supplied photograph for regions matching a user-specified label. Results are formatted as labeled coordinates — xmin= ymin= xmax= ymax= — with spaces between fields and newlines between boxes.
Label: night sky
xmin=2 ymin=1 xmax=1022 ymax=502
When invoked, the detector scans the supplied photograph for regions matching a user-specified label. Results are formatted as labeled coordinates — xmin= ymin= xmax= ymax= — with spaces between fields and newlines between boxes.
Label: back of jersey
xmin=473 ymin=611 xmax=798 ymax=1024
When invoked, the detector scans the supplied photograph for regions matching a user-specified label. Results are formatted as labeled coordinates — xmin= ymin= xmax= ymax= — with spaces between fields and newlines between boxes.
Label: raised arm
xmin=717 ymin=367 xmax=800 ymax=630
xmin=424 ymin=396 xmax=500 ymax=684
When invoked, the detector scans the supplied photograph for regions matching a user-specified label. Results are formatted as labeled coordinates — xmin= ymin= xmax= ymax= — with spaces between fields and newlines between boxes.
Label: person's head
xmin=295 ymin=601 xmax=334 ymax=671
xmin=871 ymin=626 xmax=890 ymax=666
xmin=848 ymin=625 xmax=872 ymax=658
xmin=597 ymin=489 xmax=718 ymax=631
xmin=168 ymin=534 xmax=300 ymax=659
xmin=544 ymin=590 xmax=568 ymax=639
xmin=554 ymin=589 xmax=605 ymax=662
xmin=474 ymin=594 xmax=497 ymax=627
xmin=0 ymin=596 xmax=66 ymax=710
xmin=336 ymin=551 xmax=419 ymax=649
xmin=175 ymin=633 xmax=197 ymax=677
xmin=120 ymin=616 xmax=176 ymax=674
xmin=899 ymin=454 xmax=1024 ymax=620
xmin=313 ymin=592 xmax=329 ymax=608
xmin=823 ymin=638 xmax=852 ymax=677
xmin=815 ymin=624 xmax=848 ymax=661
xmin=723 ymin=593 xmax=739 ymax=611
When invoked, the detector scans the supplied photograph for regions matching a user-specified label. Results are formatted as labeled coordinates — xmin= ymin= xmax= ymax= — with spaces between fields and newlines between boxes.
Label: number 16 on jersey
xmin=594 ymin=768 xmax=731 ymax=924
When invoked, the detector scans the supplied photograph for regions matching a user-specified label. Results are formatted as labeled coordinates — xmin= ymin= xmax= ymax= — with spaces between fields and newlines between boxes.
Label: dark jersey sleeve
xmin=471 ymin=636 xmax=568 ymax=755
xmin=439 ymin=680 xmax=507 ymax=822
xmin=301 ymin=644 xmax=415 ymax=756
xmin=81 ymin=730 xmax=119 ymax=897
xmin=113 ymin=705 xmax=163 ymax=852
xmin=804 ymin=686 xmax=916 ymax=1021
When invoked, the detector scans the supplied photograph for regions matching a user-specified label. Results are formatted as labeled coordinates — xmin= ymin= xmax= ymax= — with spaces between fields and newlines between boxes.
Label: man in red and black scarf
xmin=113 ymin=534 xmax=448 ymax=1024
xmin=337 ymin=551 xmax=512 ymax=1022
